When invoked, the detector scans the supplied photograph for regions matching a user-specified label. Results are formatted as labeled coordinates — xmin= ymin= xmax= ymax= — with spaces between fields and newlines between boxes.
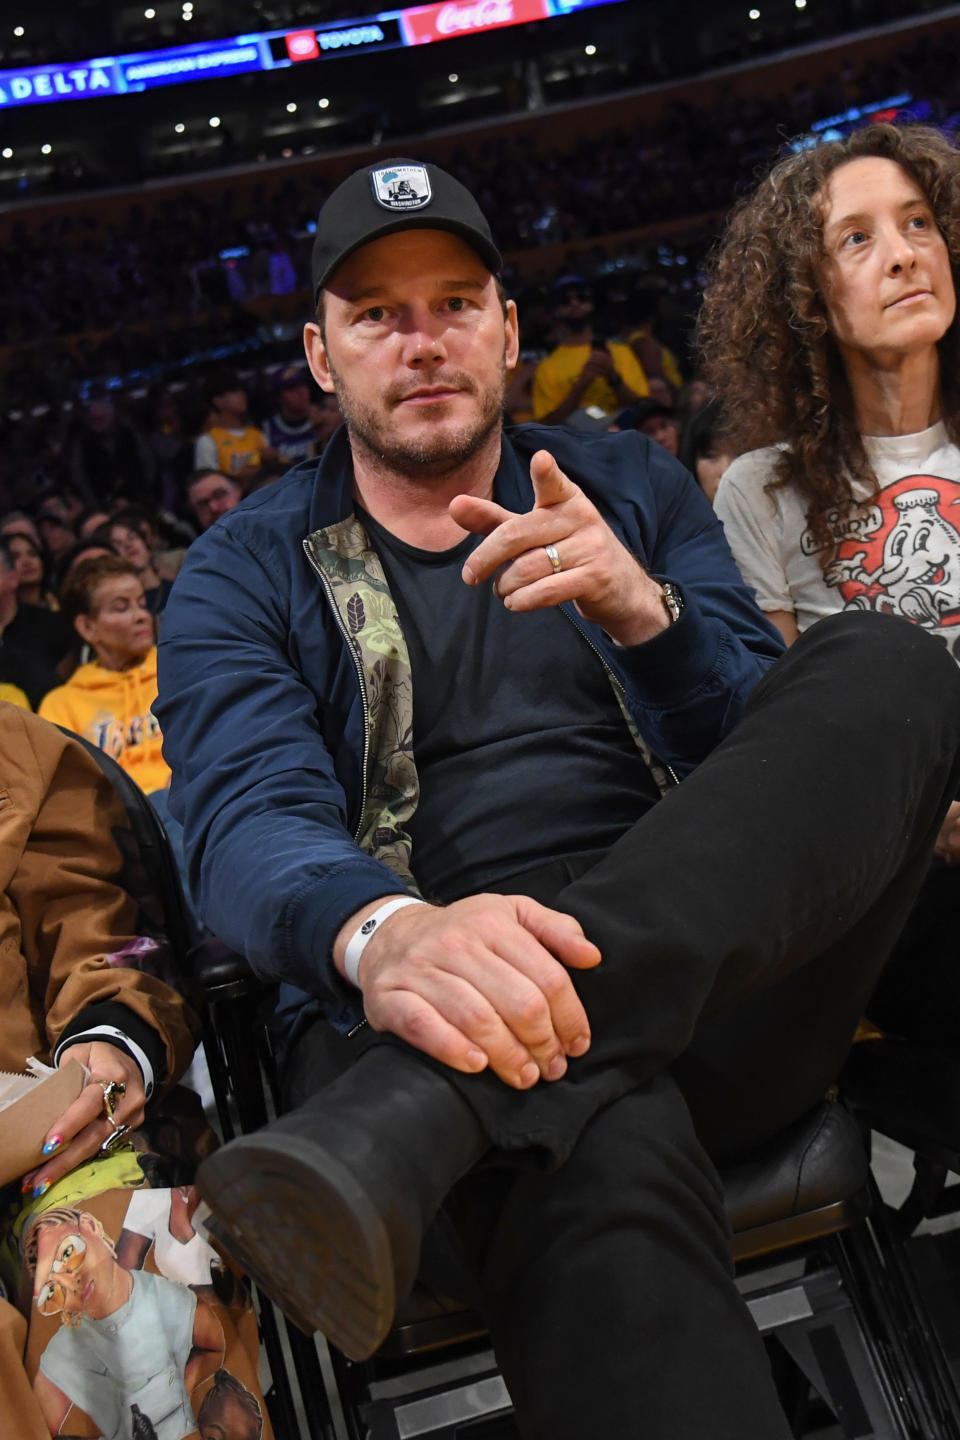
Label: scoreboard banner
xmin=402 ymin=0 xmax=552 ymax=46
xmin=0 ymin=0 xmax=625 ymax=109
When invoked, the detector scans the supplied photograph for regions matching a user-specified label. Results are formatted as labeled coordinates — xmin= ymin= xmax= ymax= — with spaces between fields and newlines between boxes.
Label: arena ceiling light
xmin=448 ymin=72 xmax=458 ymax=82
xmin=13 ymin=26 xmax=24 ymax=37
xmin=286 ymin=100 xmax=297 ymax=111
xmin=174 ymin=121 xmax=185 ymax=132
xmin=585 ymin=44 xmax=596 ymax=54
xmin=2 ymin=147 xmax=12 ymax=157
xmin=317 ymin=97 xmax=329 ymax=108
xmin=41 ymin=142 xmax=51 ymax=153
xmin=748 ymin=7 xmax=760 ymax=16
xmin=144 ymin=7 xmax=156 ymax=17
xmin=795 ymin=0 xmax=807 ymax=7
xmin=208 ymin=114 xmax=220 ymax=127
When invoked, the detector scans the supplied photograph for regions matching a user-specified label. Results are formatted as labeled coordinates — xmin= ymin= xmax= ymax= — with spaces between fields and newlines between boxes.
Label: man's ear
xmin=504 ymin=299 xmax=520 ymax=371
xmin=304 ymin=322 xmax=335 ymax=395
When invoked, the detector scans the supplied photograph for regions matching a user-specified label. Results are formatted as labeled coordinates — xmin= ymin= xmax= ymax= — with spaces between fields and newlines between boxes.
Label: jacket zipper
xmin=561 ymin=606 xmax=680 ymax=788
xmin=303 ymin=542 xmax=372 ymax=842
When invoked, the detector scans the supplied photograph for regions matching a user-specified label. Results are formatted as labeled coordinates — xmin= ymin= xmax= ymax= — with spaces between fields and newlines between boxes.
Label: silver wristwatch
xmin=660 ymin=581 xmax=684 ymax=625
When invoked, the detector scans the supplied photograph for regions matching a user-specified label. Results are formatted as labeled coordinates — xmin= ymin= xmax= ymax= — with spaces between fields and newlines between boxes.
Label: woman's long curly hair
xmin=698 ymin=123 xmax=960 ymax=559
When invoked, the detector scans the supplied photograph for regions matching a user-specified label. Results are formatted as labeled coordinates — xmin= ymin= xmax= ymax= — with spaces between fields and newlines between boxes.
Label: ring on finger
xmin=99 ymin=1122 xmax=131 ymax=1155
xmin=100 ymin=1080 xmax=126 ymax=1120
xmin=544 ymin=543 xmax=563 ymax=575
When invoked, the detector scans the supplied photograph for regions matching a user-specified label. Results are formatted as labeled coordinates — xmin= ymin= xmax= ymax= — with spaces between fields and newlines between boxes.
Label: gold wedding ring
xmin=545 ymin=543 xmax=563 ymax=575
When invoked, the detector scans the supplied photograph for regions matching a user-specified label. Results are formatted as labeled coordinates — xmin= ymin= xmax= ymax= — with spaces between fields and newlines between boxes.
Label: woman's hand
xmin=21 ymin=1042 xmax=146 ymax=1197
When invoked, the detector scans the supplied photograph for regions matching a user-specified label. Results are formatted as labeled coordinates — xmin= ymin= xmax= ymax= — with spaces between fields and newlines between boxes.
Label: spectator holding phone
xmin=533 ymin=276 xmax=650 ymax=425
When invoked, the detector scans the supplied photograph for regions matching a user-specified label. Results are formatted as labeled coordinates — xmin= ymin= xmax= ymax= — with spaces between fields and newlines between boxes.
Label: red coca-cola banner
xmin=285 ymin=30 xmax=320 ymax=61
xmin=401 ymin=0 xmax=550 ymax=46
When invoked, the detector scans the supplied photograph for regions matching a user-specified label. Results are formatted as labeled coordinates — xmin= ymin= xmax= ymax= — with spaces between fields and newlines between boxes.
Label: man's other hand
xmin=454 ymin=449 xmax=670 ymax=646
xmin=336 ymin=894 xmax=601 ymax=1089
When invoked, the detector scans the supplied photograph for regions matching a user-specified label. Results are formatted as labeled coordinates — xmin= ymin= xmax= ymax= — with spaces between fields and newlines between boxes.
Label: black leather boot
xmin=195 ymin=1044 xmax=488 ymax=1360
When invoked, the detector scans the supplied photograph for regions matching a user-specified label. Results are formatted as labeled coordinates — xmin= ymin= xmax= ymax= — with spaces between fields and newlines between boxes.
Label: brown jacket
xmin=0 ymin=702 xmax=198 ymax=1085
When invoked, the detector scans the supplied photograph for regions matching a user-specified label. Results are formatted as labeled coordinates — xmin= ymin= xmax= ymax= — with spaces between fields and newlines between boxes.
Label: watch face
xmin=662 ymin=583 xmax=683 ymax=622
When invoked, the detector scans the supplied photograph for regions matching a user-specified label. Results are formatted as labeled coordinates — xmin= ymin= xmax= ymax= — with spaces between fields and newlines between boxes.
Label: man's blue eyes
xmin=362 ymin=298 xmax=468 ymax=320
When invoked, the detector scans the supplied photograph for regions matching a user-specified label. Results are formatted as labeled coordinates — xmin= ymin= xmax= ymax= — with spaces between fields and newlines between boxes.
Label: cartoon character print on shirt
xmin=23 ymin=1195 xmax=268 ymax=1440
xmin=817 ymin=475 xmax=960 ymax=633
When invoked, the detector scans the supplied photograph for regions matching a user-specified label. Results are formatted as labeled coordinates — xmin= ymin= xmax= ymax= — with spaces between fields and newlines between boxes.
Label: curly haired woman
xmin=700 ymin=121 xmax=960 ymax=1037
xmin=701 ymin=122 xmax=960 ymax=649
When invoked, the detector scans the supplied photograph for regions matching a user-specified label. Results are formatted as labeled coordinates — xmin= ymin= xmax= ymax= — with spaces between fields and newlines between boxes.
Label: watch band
xmin=660 ymin=581 xmax=684 ymax=625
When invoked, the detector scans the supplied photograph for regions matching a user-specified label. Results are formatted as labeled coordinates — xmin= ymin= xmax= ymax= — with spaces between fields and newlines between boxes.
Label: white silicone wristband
xmin=343 ymin=897 xmax=427 ymax=987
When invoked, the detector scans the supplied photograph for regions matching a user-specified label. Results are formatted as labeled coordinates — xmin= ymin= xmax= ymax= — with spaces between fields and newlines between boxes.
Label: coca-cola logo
xmin=403 ymin=0 xmax=546 ymax=44
xmin=436 ymin=0 xmax=513 ymax=33
xmin=285 ymin=29 xmax=319 ymax=61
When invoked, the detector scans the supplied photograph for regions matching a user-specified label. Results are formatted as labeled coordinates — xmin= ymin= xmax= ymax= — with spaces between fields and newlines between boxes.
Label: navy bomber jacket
xmin=156 ymin=423 xmax=784 ymax=1039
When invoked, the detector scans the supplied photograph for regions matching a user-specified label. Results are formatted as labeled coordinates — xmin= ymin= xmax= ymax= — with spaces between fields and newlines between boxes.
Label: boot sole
xmin=196 ymin=1132 xmax=396 ymax=1360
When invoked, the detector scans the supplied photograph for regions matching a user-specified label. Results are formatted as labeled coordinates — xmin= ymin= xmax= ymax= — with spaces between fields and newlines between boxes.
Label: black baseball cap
xmin=311 ymin=158 xmax=502 ymax=302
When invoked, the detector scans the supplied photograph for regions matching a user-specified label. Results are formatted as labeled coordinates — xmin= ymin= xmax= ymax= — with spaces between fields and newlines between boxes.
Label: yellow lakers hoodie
xmin=38 ymin=647 xmax=170 ymax=793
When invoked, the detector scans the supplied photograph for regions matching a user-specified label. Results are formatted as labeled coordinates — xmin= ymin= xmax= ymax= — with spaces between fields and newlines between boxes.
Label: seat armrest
xmin=191 ymin=938 xmax=264 ymax=998
xmin=723 ymin=1099 xmax=870 ymax=1235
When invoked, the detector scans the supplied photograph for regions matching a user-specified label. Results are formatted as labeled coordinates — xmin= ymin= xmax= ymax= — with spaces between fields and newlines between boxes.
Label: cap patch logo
xmin=371 ymin=165 xmax=432 ymax=211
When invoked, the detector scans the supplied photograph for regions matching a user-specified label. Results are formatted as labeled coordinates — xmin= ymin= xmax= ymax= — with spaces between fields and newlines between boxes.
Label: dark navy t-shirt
xmin=360 ymin=488 xmax=659 ymax=901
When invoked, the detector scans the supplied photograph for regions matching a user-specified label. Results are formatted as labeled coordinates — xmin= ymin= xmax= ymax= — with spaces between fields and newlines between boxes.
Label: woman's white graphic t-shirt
xmin=715 ymin=422 xmax=960 ymax=662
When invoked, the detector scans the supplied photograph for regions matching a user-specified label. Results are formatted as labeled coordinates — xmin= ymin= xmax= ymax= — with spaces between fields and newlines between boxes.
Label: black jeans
xmin=286 ymin=611 xmax=960 ymax=1440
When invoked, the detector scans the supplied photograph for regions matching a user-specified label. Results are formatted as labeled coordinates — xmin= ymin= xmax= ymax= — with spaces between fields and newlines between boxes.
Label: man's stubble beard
xmin=327 ymin=354 xmax=507 ymax=482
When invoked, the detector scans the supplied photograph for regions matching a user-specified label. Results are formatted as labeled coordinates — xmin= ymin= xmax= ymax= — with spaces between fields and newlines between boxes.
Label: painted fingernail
xmin=568 ymin=1034 xmax=590 ymax=1057
xmin=547 ymin=1055 xmax=568 ymax=1081
xmin=520 ymin=1062 xmax=540 ymax=1088
xmin=21 ymin=1176 xmax=33 ymax=1194
xmin=32 ymin=1180 xmax=51 ymax=1199
xmin=42 ymin=1137 xmax=63 ymax=1157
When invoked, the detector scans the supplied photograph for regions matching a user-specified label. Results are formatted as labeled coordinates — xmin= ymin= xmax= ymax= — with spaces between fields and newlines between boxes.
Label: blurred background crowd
xmin=0 ymin=0 xmax=957 ymax=723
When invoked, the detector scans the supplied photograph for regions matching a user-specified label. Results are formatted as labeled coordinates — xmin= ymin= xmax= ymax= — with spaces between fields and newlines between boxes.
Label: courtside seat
xmin=726 ymin=1100 xmax=871 ymax=1262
